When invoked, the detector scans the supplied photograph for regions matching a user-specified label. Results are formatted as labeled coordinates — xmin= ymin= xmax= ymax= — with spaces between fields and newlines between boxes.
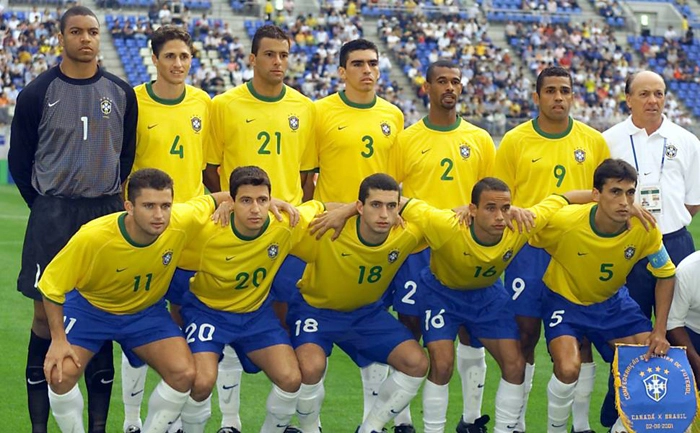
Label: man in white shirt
xmin=667 ymin=251 xmax=700 ymax=382
xmin=601 ymin=69 xmax=700 ymax=429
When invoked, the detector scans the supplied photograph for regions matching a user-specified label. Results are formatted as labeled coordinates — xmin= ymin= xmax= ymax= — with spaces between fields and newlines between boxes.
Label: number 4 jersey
xmin=530 ymin=203 xmax=676 ymax=305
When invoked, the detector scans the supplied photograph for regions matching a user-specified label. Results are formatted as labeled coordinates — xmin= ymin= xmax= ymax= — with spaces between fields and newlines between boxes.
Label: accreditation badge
xmin=614 ymin=345 xmax=698 ymax=432
xmin=639 ymin=184 xmax=663 ymax=216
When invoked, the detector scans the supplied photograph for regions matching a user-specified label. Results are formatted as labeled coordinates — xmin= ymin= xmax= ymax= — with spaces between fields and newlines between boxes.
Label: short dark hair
xmin=127 ymin=168 xmax=174 ymax=202
xmin=251 ymin=25 xmax=290 ymax=56
xmin=358 ymin=173 xmax=399 ymax=203
xmin=229 ymin=166 xmax=272 ymax=198
xmin=60 ymin=6 xmax=98 ymax=34
xmin=426 ymin=60 xmax=459 ymax=83
xmin=151 ymin=25 xmax=193 ymax=58
xmin=536 ymin=66 xmax=572 ymax=95
xmin=339 ymin=39 xmax=378 ymax=68
xmin=471 ymin=177 xmax=510 ymax=206
xmin=593 ymin=158 xmax=638 ymax=191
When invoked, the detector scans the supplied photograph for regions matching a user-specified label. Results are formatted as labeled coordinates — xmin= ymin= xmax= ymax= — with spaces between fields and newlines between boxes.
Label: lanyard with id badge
xmin=630 ymin=135 xmax=665 ymax=216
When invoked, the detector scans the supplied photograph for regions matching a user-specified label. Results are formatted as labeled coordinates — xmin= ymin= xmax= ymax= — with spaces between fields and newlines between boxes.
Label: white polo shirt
xmin=604 ymin=115 xmax=700 ymax=234
xmin=667 ymin=251 xmax=700 ymax=334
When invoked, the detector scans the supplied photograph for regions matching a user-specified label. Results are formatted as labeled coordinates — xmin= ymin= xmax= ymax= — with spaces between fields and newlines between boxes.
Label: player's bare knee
xmin=428 ymin=355 xmax=454 ymax=385
xmin=190 ymin=368 xmax=216 ymax=401
xmin=164 ymin=361 xmax=196 ymax=393
xmin=404 ymin=350 xmax=429 ymax=378
xmin=298 ymin=352 xmax=326 ymax=385
xmin=275 ymin=367 xmax=302 ymax=393
xmin=500 ymin=355 xmax=525 ymax=384
xmin=554 ymin=360 xmax=581 ymax=384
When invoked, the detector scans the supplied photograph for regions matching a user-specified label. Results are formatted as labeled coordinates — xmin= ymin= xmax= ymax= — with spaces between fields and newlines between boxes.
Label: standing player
xmin=529 ymin=159 xmax=675 ymax=433
xmin=600 ymin=70 xmax=700 ymax=427
xmin=177 ymin=166 xmax=326 ymax=433
xmin=39 ymin=168 xmax=231 ymax=433
xmin=389 ymin=60 xmax=495 ymax=433
xmin=494 ymin=66 xmax=609 ymax=433
xmin=204 ymin=24 xmax=316 ymax=433
xmin=8 ymin=6 xmax=137 ymax=433
xmin=289 ymin=173 xmax=428 ymax=433
xmin=121 ymin=25 xmax=211 ymax=433
xmin=313 ymin=38 xmax=404 ymax=423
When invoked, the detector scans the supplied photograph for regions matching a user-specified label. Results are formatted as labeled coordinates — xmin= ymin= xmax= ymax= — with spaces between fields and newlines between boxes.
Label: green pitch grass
xmin=1 ymin=183 xmax=699 ymax=432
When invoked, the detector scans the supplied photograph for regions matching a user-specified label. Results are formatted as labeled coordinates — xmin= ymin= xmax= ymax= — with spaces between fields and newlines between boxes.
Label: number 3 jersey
xmin=178 ymin=201 xmax=326 ymax=313
xmin=132 ymin=83 xmax=212 ymax=203
xmin=494 ymin=118 xmax=610 ymax=207
xmin=291 ymin=216 xmax=424 ymax=312
xmin=529 ymin=203 xmax=676 ymax=305
xmin=400 ymin=195 xmax=568 ymax=290
xmin=38 ymin=196 xmax=216 ymax=314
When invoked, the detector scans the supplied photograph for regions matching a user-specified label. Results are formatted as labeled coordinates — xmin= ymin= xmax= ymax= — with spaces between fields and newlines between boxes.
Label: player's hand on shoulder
xmin=211 ymin=201 xmax=234 ymax=227
xmin=508 ymin=206 xmax=536 ymax=233
xmin=453 ymin=205 xmax=472 ymax=226
xmin=44 ymin=338 xmax=81 ymax=385
xmin=628 ymin=203 xmax=656 ymax=232
xmin=309 ymin=202 xmax=355 ymax=240
xmin=271 ymin=198 xmax=299 ymax=226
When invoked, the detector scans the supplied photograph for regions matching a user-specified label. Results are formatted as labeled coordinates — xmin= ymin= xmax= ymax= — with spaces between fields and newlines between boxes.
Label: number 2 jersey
xmin=530 ymin=203 xmax=676 ymax=305
xmin=38 ymin=196 xmax=216 ymax=314
xmin=495 ymin=117 xmax=610 ymax=207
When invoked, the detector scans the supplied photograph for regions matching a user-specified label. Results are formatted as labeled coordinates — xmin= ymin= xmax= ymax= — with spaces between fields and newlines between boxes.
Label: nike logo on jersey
xmin=341 ymin=253 xmax=352 ymax=257
xmin=222 ymin=384 xmax=238 ymax=390
xmin=147 ymin=124 xmax=158 ymax=129
xmin=116 ymin=268 xmax=127 ymax=272
xmin=27 ymin=378 xmax=47 ymax=385
xmin=101 ymin=378 xmax=114 ymax=384
xmin=48 ymin=100 xmax=60 ymax=107
xmin=421 ymin=148 xmax=431 ymax=154
xmin=225 ymin=256 xmax=235 ymax=261
xmin=130 ymin=390 xmax=144 ymax=397
xmin=531 ymin=157 xmax=542 ymax=163
xmin=463 ymin=252 xmax=471 ymax=256
xmin=577 ymin=252 xmax=587 ymax=256
xmin=246 ymin=118 xmax=256 ymax=123
xmin=337 ymin=125 xmax=348 ymax=130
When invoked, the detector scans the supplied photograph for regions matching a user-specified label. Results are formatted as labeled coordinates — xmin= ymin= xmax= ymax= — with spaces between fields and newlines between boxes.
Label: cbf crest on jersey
xmin=100 ymin=97 xmax=113 ymax=116
xmin=614 ymin=345 xmax=698 ymax=433
xmin=665 ymin=144 xmax=678 ymax=159
xmin=502 ymin=248 xmax=514 ymax=262
xmin=624 ymin=245 xmax=637 ymax=260
xmin=574 ymin=148 xmax=586 ymax=163
xmin=191 ymin=115 xmax=202 ymax=133
xmin=268 ymin=243 xmax=279 ymax=259
xmin=459 ymin=144 xmax=471 ymax=160
xmin=288 ymin=114 xmax=300 ymax=131
xmin=388 ymin=249 xmax=400 ymax=264
xmin=162 ymin=249 xmax=174 ymax=265
xmin=380 ymin=121 xmax=391 ymax=137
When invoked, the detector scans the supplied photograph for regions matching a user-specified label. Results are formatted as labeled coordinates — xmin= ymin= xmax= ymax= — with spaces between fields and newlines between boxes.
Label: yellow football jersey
xmin=391 ymin=117 xmax=495 ymax=209
xmin=38 ymin=196 xmax=216 ymax=314
xmin=530 ymin=203 xmax=676 ymax=305
xmin=208 ymin=82 xmax=316 ymax=205
xmin=401 ymin=195 xmax=568 ymax=289
xmin=495 ymin=118 xmax=610 ymax=208
xmin=313 ymin=91 xmax=404 ymax=202
xmin=178 ymin=201 xmax=325 ymax=313
xmin=292 ymin=216 xmax=424 ymax=311
xmin=132 ymin=83 xmax=211 ymax=203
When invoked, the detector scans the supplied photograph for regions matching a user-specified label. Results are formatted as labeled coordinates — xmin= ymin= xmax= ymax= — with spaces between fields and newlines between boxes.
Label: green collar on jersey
xmin=118 ymin=213 xmax=157 ymax=247
xmin=339 ymin=90 xmax=377 ymax=109
xmin=470 ymin=222 xmax=502 ymax=247
xmin=423 ymin=116 xmax=461 ymax=132
xmin=589 ymin=205 xmax=627 ymax=238
xmin=356 ymin=216 xmax=387 ymax=246
xmin=146 ymin=81 xmax=186 ymax=105
xmin=532 ymin=116 xmax=573 ymax=139
xmin=247 ymin=80 xmax=285 ymax=102
xmin=231 ymin=213 xmax=271 ymax=240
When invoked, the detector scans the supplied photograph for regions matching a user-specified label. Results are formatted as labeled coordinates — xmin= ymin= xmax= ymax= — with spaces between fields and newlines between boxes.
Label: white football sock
xmin=359 ymin=371 xmax=424 ymax=433
xmin=297 ymin=381 xmax=325 ymax=433
xmin=360 ymin=363 xmax=389 ymax=421
xmin=260 ymin=384 xmax=300 ymax=433
xmin=181 ymin=395 xmax=211 ymax=433
xmin=456 ymin=343 xmax=486 ymax=424
xmin=547 ymin=375 xmax=577 ymax=433
xmin=422 ymin=379 xmax=449 ymax=433
xmin=572 ymin=362 xmax=596 ymax=432
xmin=515 ymin=362 xmax=535 ymax=431
xmin=218 ymin=346 xmax=243 ymax=430
xmin=142 ymin=380 xmax=190 ymax=433
xmin=494 ymin=379 xmax=524 ymax=433
xmin=121 ymin=351 xmax=148 ymax=432
xmin=49 ymin=384 xmax=85 ymax=433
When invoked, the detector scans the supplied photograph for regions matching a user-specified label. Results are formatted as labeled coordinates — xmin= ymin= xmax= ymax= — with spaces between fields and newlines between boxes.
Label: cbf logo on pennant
xmin=614 ymin=345 xmax=698 ymax=432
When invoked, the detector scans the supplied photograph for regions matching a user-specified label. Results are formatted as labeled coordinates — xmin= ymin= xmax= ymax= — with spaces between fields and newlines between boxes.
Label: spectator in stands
xmin=158 ymin=4 xmax=172 ymax=25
